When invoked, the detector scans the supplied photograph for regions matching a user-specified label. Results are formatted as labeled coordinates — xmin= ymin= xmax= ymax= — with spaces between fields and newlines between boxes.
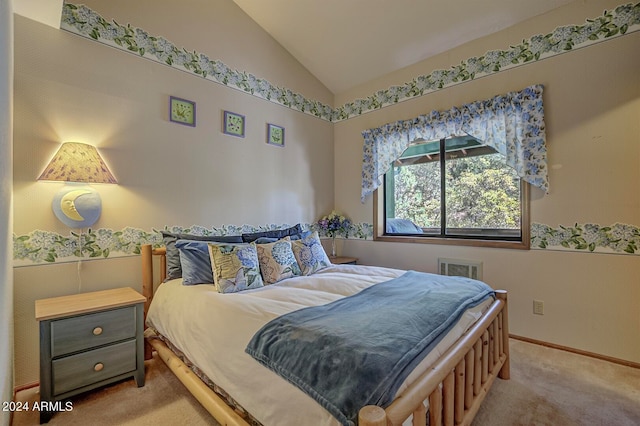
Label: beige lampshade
xmin=38 ymin=142 xmax=117 ymax=184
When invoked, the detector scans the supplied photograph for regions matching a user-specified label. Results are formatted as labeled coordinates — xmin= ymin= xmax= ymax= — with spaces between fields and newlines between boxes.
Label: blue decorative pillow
xmin=290 ymin=230 xmax=312 ymax=240
xmin=175 ymin=240 xmax=216 ymax=285
xmin=291 ymin=231 xmax=331 ymax=275
xmin=162 ymin=231 xmax=243 ymax=280
xmin=254 ymin=231 xmax=309 ymax=245
xmin=208 ymin=243 xmax=264 ymax=293
xmin=386 ymin=218 xmax=424 ymax=234
xmin=241 ymin=224 xmax=303 ymax=243
xmin=254 ymin=237 xmax=279 ymax=244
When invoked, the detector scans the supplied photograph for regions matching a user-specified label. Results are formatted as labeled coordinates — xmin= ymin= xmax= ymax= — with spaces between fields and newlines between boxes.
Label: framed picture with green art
xmin=266 ymin=123 xmax=284 ymax=147
xmin=223 ymin=110 xmax=245 ymax=137
xmin=169 ymin=96 xmax=196 ymax=127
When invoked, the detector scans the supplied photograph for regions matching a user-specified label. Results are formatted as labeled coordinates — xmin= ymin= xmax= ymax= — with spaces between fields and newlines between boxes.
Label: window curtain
xmin=360 ymin=84 xmax=548 ymax=202
xmin=0 ymin=1 xmax=14 ymax=423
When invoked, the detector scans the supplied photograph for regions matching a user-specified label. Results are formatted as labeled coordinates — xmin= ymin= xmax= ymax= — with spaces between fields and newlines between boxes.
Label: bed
xmin=141 ymin=236 xmax=510 ymax=426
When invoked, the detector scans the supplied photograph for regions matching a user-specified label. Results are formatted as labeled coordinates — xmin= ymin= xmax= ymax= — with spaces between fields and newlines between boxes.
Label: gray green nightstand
xmin=35 ymin=287 xmax=146 ymax=423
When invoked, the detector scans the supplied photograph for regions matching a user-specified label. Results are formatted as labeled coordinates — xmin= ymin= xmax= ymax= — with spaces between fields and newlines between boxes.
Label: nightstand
xmin=35 ymin=287 xmax=146 ymax=423
xmin=329 ymin=256 xmax=358 ymax=265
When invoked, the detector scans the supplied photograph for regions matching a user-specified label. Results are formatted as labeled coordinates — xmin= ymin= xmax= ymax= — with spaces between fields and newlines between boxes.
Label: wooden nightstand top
xmin=329 ymin=256 xmax=358 ymax=265
xmin=36 ymin=287 xmax=146 ymax=321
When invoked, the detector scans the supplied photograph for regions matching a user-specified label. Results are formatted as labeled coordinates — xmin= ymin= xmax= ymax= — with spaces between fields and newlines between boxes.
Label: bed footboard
xmin=359 ymin=291 xmax=509 ymax=426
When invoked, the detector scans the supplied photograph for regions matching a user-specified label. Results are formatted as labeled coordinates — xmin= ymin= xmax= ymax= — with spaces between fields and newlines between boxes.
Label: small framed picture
xmin=169 ymin=96 xmax=196 ymax=127
xmin=223 ymin=110 xmax=245 ymax=137
xmin=267 ymin=123 xmax=285 ymax=147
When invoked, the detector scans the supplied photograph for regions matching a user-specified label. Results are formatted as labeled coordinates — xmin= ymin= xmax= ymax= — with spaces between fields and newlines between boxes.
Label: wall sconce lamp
xmin=38 ymin=142 xmax=117 ymax=228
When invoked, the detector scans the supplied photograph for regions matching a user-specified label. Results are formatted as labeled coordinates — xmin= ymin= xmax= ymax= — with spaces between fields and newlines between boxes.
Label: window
xmin=376 ymin=136 xmax=529 ymax=249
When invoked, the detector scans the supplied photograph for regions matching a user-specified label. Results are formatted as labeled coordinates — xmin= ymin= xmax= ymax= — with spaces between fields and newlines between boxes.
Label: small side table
xmin=35 ymin=287 xmax=146 ymax=423
xmin=329 ymin=256 xmax=358 ymax=265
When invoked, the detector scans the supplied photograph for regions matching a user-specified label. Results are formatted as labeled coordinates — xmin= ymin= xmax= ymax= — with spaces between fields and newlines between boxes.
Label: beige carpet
xmin=471 ymin=340 xmax=640 ymax=426
xmin=12 ymin=352 xmax=217 ymax=426
xmin=12 ymin=340 xmax=640 ymax=425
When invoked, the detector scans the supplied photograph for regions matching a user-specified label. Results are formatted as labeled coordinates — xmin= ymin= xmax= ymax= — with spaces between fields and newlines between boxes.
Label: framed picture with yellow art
xmin=169 ymin=96 xmax=196 ymax=127
xmin=267 ymin=123 xmax=284 ymax=147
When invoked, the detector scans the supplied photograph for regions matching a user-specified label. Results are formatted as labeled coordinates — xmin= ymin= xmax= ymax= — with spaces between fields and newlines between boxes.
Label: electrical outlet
xmin=533 ymin=300 xmax=544 ymax=315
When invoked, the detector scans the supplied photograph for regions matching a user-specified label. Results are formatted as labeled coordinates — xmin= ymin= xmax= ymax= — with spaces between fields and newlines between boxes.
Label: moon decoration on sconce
xmin=38 ymin=142 xmax=117 ymax=229
xmin=52 ymin=186 xmax=102 ymax=228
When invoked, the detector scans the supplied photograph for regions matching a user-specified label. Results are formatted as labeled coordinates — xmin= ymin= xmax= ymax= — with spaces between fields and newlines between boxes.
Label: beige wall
xmin=334 ymin=0 xmax=640 ymax=363
xmin=13 ymin=0 xmax=334 ymax=386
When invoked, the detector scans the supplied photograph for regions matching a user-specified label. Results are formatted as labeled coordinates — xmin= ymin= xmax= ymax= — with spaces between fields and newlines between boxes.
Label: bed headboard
xmin=141 ymin=244 xmax=166 ymax=317
xmin=141 ymin=244 xmax=166 ymax=360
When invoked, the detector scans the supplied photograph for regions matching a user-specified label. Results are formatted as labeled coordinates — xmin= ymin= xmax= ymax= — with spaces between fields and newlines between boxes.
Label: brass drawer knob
xmin=94 ymin=362 xmax=104 ymax=372
xmin=92 ymin=326 xmax=103 ymax=336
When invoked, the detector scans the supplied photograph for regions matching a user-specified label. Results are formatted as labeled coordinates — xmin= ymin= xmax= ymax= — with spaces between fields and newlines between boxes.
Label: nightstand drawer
xmin=50 ymin=307 xmax=136 ymax=357
xmin=52 ymin=339 xmax=136 ymax=396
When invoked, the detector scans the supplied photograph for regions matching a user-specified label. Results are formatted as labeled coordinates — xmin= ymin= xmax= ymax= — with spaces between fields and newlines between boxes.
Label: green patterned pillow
xmin=207 ymin=243 xmax=264 ymax=293
xmin=256 ymin=237 xmax=301 ymax=284
xmin=291 ymin=231 xmax=331 ymax=275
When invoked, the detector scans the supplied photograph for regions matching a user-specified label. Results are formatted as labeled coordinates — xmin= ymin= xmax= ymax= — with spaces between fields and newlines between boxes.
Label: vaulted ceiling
xmin=14 ymin=0 xmax=575 ymax=94
xmin=231 ymin=0 xmax=575 ymax=93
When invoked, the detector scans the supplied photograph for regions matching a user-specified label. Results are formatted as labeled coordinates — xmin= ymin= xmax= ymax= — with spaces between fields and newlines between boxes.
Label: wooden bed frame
xmin=141 ymin=244 xmax=510 ymax=426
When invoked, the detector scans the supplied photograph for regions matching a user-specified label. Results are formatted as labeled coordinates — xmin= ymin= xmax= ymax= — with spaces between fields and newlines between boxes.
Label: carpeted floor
xmin=12 ymin=352 xmax=217 ymax=426
xmin=471 ymin=340 xmax=640 ymax=426
xmin=12 ymin=339 xmax=640 ymax=425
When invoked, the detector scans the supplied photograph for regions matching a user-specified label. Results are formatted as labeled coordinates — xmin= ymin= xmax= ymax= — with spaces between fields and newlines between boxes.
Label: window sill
xmin=374 ymin=234 xmax=530 ymax=250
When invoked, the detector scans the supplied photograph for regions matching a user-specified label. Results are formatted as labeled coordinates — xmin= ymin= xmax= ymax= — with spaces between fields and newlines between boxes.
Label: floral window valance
xmin=361 ymin=84 xmax=548 ymax=202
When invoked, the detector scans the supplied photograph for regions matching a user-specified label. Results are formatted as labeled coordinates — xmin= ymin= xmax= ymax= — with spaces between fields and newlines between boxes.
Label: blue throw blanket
xmin=245 ymin=271 xmax=494 ymax=426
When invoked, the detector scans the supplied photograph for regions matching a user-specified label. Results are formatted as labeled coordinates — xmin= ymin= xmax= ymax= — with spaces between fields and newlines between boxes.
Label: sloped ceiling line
xmin=61 ymin=3 xmax=640 ymax=123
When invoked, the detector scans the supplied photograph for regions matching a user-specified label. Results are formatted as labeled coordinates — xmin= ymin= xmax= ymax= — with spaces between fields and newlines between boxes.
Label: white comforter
xmin=146 ymin=264 xmax=491 ymax=426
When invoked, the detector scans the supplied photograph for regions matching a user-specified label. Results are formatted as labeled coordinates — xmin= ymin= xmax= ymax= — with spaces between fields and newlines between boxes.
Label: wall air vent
xmin=438 ymin=258 xmax=483 ymax=281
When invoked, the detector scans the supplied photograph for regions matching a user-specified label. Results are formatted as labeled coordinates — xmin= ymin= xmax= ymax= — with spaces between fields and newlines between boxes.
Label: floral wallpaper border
xmin=61 ymin=2 xmax=640 ymax=123
xmin=12 ymin=222 xmax=374 ymax=266
xmin=531 ymin=222 xmax=639 ymax=254
xmin=13 ymin=222 xmax=638 ymax=266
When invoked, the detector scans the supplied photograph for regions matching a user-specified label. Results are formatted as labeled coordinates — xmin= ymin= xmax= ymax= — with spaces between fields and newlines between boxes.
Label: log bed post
xmin=142 ymin=244 xmax=166 ymax=360
xmin=359 ymin=406 xmax=387 ymax=426
xmin=495 ymin=290 xmax=510 ymax=379
xmin=142 ymin=244 xmax=153 ymax=316
xmin=141 ymin=244 xmax=166 ymax=309
xmin=142 ymin=244 xmax=152 ymax=360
